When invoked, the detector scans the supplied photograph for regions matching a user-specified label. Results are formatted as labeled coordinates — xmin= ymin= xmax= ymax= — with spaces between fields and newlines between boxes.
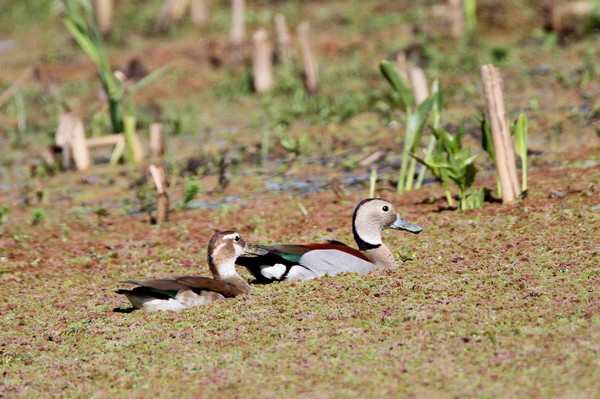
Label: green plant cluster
xmin=61 ymin=0 xmax=169 ymax=137
xmin=379 ymin=60 xmax=528 ymax=211
xmin=414 ymin=123 xmax=482 ymax=211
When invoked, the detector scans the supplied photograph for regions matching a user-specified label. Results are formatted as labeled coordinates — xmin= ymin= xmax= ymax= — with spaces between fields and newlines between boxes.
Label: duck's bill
xmin=245 ymin=245 xmax=270 ymax=256
xmin=392 ymin=215 xmax=423 ymax=234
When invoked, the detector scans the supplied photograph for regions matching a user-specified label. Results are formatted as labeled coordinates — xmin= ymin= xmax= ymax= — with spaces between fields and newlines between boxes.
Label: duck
xmin=117 ymin=230 xmax=252 ymax=311
xmin=236 ymin=198 xmax=422 ymax=281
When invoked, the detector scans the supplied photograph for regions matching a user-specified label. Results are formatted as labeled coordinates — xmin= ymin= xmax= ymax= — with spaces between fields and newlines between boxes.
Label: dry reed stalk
xmin=156 ymin=0 xmax=190 ymax=32
xmin=297 ymin=21 xmax=319 ymax=94
xmin=0 ymin=67 xmax=34 ymax=109
xmin=252 ymin=29 xmax=273 ymax=93
xmin=149 ymin=123 xmax=164 ymax=157
xmin=93 ymin=0 xmax=113 ymax=34
xmin=190 ymin=0 xmax=210 ymax=25
xmin=149 ymin=164 xmax=169 ymax=223
xmin=55 ymin=113 xmax=91 ymax=171
xmin=481 ymin=64 xmax=520 ymax=203
xmin=448 ymin=0 xmax=465 ymax=38
xmin=395 ymin=52 xmax=409 ymax=81
xmin=550 ymin=1 xmax=594 ymax=32
xmin=230 ymin=0 xmax=245 ymax=46
xmin=275 ymin=14 xmax=293 ymax=64
xmin=408 ymin=66 xmax=429 ymax=105
xmin=70 ymin=119 xmax=91 ymax=172
xmin=86 ymin=134 xmax=123 ymax=149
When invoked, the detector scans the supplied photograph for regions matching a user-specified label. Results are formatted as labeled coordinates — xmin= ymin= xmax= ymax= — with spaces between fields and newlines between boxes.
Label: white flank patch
xmin=260 ymin=263 xmax=287 ymax=279
xmin=122 ymin=293 xmax=188 ymax=312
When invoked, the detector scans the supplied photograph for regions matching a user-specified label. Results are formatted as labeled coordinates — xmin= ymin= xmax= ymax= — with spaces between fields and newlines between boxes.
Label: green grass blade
xmin=511 ymin=113 xmax=528 ymax=192
xmin=128 ymin=63 xmax=173 ymax=94
xmin=379 ymin=60 xmax=414 ymax=110
xmin=480 ymin=114 xmax=495 ymax=162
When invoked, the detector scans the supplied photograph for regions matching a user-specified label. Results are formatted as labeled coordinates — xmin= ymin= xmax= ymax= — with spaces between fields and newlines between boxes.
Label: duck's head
xmin=352 ymin=198 xmax=422 ymax=250
xmin=208 ymin=230 xmax=249 ymax=278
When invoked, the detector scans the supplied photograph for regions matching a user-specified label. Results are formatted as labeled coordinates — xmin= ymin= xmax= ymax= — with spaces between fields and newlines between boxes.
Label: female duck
xmin=236 ymin=198 xmax=422 ymax=281
xmin=117 ymin=230 xmax=251 ymax=311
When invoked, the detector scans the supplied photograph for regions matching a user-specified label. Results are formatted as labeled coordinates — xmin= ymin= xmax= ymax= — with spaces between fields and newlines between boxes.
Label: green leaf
xmin=511 ymin=112 xmax=528 ymax=192
xmin=431 ymin=79 xmax=443 ymax=114
xmin=463 ymin=162 xmax=477 ymax=188
xmin=511 ymin=113 xmax=528 ymax=160
xmin=480 ymin=114 xmax=495 ymax=162
xmin=129 ymin=63 xmax=173 ymax=94
xmin=406 ymin=96 xmax=434 ymax=151
xmin=379 ymin=60 xmax=415 ymax=110
xmin=432 ymin=127 xmax=454 ymax=153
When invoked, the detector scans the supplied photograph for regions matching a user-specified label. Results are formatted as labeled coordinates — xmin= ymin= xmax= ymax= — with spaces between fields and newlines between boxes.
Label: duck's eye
xmin=382 ymin=205 xmax=389 ymax=212
xmin=234 ymin=235 xmax=240 ymax=242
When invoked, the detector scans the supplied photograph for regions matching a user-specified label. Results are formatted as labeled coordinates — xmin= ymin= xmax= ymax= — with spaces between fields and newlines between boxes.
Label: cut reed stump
xmin=55 ymin=114 xmax=89 ymax=171
xmin=395 ymin=52 xmax=409 ymax=82
xmin=481 ymin=64 xmax=520 ymax=203
xmin=549 ymin=1 xmax=594 ymax=33
xmin=190 ymin=0 xmax=210 ymax=26
xmin=297 ymin=21 xmax=319 ymax=94
xmin=93 ymin=0 xmax=113 ymax=35
xmin=448 ymin=0 xmax=465 ymax=38
xmin=275 ymin=14 xmax=293 ymax=65
xmin=55 ymin=113 xmax=125 ymax=171
xmin=156 ymin=0 xmax=190 ymax=32
xmin=230 ymin=0 xmax=245 ymax=46
xmin=408 ymin=66 xmax=429 ymax=105
xmin=149 ymin=164 xmax=169 ymax=224
xmin=149 ymin=123 xmax=164 ymax=157
xmin=252 ymin=29 xmax=273 ymax=93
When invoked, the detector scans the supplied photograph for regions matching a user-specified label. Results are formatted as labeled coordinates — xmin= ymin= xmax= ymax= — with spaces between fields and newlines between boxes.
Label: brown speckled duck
xmin=117 ymin=230 xmax=251 ymax=311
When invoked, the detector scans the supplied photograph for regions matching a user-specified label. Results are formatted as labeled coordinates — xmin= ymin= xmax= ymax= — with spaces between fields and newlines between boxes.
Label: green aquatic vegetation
xmin=464 ymin=0 xmax=477 ymax=39
xmin=0 ymin=206 xmax=9 ymax=225
xmin=511 ymin=113 xmax=529 ymax=193
xmin=413 ymin=123 xmax=481 ymax=211
xmin=62 ymin=0 xmax=123 ymax=133
xmin=62 ymin=0 xmax=169 ymax=134
xmin=31 ymin=208 xmax=46 ymax=225
xmin=379 ymin=60 xmax=435 ymax=193
xmin=183 ymin=179 xmax=202 ymax=208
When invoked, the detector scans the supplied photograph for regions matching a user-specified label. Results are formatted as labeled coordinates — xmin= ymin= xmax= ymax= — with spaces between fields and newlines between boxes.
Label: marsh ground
xmin=1 ymin=1 xmax=599 ymax=397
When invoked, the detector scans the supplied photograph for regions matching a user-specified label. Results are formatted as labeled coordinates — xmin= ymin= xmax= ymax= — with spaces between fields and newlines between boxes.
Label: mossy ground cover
xmin=1 ymin=1 xmax=599 ymax=397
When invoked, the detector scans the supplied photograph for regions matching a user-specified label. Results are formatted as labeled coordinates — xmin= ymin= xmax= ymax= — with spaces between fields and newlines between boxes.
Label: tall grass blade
xmin=416 ymin=80 xmax=442 ymax=188
xmin=511 ymin=113 xmax=528 ymax=192
xmin=464 ymin=0 xmax=477 ymax=38
xmin=62 ymin=0 xmax=123 ymax=132
xmin=379 ymin=60 xmax=414 ymax=111
xmin=369 ymin=168 xmax=377 ymax=198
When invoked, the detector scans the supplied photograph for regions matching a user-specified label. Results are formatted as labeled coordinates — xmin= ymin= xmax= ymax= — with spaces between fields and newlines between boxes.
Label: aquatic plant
xmin=413 ymin=123 xmax=482 ymax=211
xmin=379 ymin=60 xmax=435 ymax=193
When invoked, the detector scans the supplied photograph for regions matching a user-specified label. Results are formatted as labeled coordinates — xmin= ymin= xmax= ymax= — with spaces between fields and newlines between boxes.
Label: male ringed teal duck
xmin=117 ymin=230 xmax=251 ymax=311
xmin=236 ymin=198 xmax=422 ymax=281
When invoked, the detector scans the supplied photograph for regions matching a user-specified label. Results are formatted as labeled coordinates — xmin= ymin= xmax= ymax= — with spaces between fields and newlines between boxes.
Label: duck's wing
xmin=235 ymin=244 xmax=306 ymax=282
xmin=236 ymin=243 xmax=374 ymax=282
xmin=119 ymin=279 xmax=190 ymax=294
xmin=117 ymin=279 xmax=190 ymax=311
xmin=175 ymin=276 xmax=245 ymax=297
xmin=117 ymin=278 xmax=229 ymax=311
xmin=289 ymin=249 xmax=376 ymax=280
